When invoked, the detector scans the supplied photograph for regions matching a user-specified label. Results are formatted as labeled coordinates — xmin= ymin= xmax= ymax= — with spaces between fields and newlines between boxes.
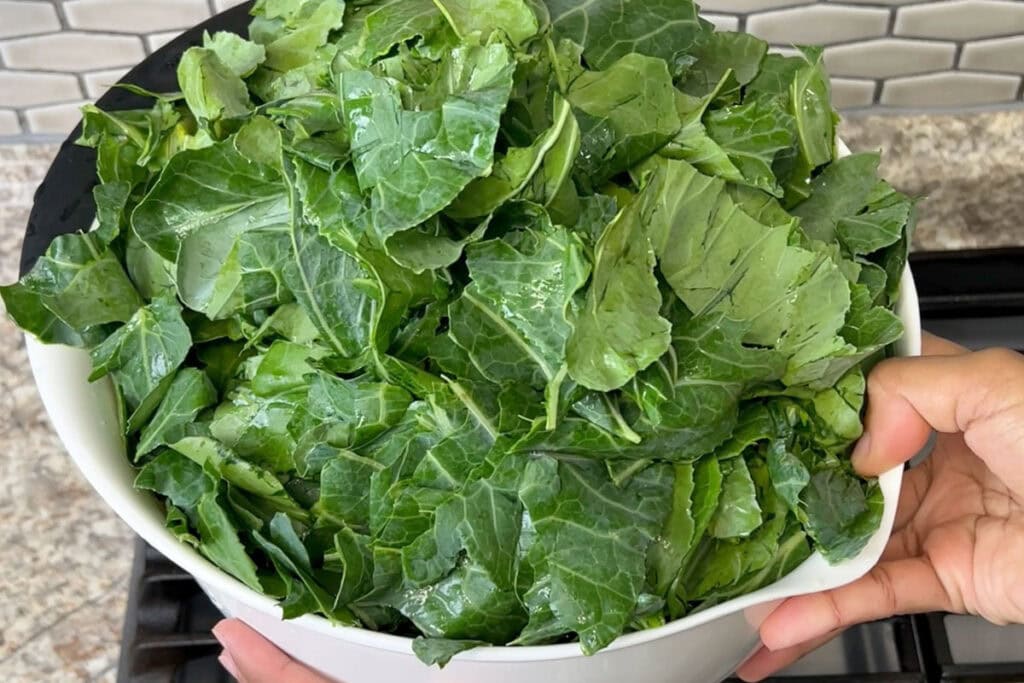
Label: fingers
xmin=213 ymin=619 xmax=336 ymax=683
xmin=735 ymin=630 xmax=840 ymax=682
xmin=853 ymin=347 xmax=1024 ymax=484
xmin=758 ymin=557 xmax=951 ymax=652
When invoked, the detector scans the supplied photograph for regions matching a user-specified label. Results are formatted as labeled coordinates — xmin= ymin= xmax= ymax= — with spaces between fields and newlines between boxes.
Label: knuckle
xmin=869 ymin=564 xmax=900 ymax=616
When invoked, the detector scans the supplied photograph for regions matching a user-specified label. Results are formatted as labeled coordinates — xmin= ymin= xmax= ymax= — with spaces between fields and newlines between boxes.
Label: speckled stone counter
xmin=0 ymin=144 xmax=132 ymax=683
xmin=0 ymin=109 xmax=1020 ymax=683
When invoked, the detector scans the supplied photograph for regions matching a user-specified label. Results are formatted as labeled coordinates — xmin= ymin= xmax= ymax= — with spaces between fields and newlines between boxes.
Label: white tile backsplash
xmin=1 ymin=32 xmax=144 ymax=71
xmin=146 ymin=30 xmax=183 ymax=52
xmin=825 ymin=39 xmax=956 ymax=79
xmin=704 ymin=13 xmax=740 ymax=32
xmin=747 ymin=4 xmax=890 ymax=45
xmin=23 ymin=100 xmax=87 ymax=134
xmin=961 ymin=35 xmax=1024 ymax=74
xmin=881 ymin=71 xmax=1021 ymax=106
xmin=699 ymin=0 xmax=810 ymax=12
xmin=0 ymin=70 xmax=81 ymax=108
xmin=82 ymin=68 xmax=130 ymax=98
xmin=0 ymin=0 xmax=1022 ymax=137
xmin=64 ymin=0 xmax=210 ymax=34
xmin=0 ymin=1 xmax=61 ymax=39
xmin=894 ymin=0 xmax=1024 ymax=40
xmin=830 ymin=78 xmax=877 ymax=109
xmin=0 ymin=109 xmax=19 ymax=135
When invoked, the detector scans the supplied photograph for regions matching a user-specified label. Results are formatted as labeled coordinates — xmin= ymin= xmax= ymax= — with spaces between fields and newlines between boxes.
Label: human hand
xmin=213 ymin=619 xmax=338 ymax=682
xmin=738 ymin=334 xmax=1024 ymax=681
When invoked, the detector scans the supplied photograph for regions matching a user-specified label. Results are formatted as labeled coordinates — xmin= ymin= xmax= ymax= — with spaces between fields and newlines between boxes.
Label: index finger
xmin=213 ymin=619 xmax=338 ymax=683
xmin=853 ymin=347 xmax=1024 ymax=493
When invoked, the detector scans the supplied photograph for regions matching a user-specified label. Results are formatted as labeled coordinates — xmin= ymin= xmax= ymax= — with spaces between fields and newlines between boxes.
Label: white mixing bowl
xmin=24 ymin=265 xmax=919 ymax=683
xmin=22 ymin=137 xmax=921 ymax=683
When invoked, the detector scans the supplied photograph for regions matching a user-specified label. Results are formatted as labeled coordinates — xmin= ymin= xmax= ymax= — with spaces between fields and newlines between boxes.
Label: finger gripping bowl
xmin=20 ymin=5 xmax=922 ymax=682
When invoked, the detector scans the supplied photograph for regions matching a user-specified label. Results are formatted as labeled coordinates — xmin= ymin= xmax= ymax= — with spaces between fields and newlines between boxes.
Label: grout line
xmin=49 ymin=0 xmax=70 ymax=30
xmin=952 ymin=40 xmax=965 ymax=69
xmin=74 ymin=73 xmax=90 ymax=101
xmin=1015 ymin=76 xmax=1024 ymax=102
xmin=872 ymin=78 xmax=885 ymax=106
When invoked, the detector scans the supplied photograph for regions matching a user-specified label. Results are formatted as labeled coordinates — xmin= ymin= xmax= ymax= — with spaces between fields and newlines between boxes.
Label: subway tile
xmin=894 ymin=0 xmax=1024 ymax=41
xmin=826 ymin=0 xmax=917 ymax=4
xmin=64 ymin=0 xmax=210 ymax=34
xmin=880 ymin=71 xmax=1021 ymax=107
xmin=82 ymin=68 xmax=131 ymax=98
xmin=961 ymin=35 xmax=1024 ymax=75
xmin=698 ymin=0 xmax=809 ymax=12
xmin=0 ymin=33 xmax=145 ymax=71
xmin=704 ymin=13 xmax=740 ymax=32
xmin=24 ymin=100 xmax=88 ymax=135
xmin=146 ymin=30 xmax=182 ymax=52
xmin=747 ymin=5 xmax=889 ymax=45
xmin=831 ymin=78 xmax=877 ymax=109
xmin=0 ymin=109 xmax=20 ymax=136
xmin=0 ymin=1 xmax=60 ymax=39
xmin=0 ymin=71 xmax=82 ymax=108
xmin=214 ymin=0 xmax=246 ymax=11
xmin=824 ymin=39 xmax=956 ymax=79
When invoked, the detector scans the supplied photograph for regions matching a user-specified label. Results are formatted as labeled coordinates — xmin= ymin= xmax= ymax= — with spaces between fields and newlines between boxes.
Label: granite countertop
xmin=0 ymin=109 xmax=1021 ymax=683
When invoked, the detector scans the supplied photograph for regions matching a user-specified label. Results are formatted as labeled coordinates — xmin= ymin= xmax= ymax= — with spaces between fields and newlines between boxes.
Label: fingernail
xmin=219 ymin=650 xmax=241 ymax=679
xmin=851 ymin=432 xmax=871 ymax=468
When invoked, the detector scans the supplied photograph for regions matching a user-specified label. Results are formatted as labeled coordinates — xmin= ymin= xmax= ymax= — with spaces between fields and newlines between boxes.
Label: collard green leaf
xmin=398 ymin=477 xmax=526 ymax=642
xmin=328 ymin=526 xmax=375 ymax=606
xmin=566 ymin=52 xmax=681 ymax=189
xmin=708 ymin=457 xmax=762 ymax=539
xmin=133 ymin=140 xmax=289 ymax=262
xmin=792 ymin=153 xmax=881 ymax=244
xmin=204 ymin=31 xmax=266 ymax=78
xmin=447 ymin=225 xmax=589 ymax=391
xmin=434 ymin=0 xmax=539 ymax=45
xmin=209 ymin=385 xmax=301 ymax=472
xmin=411 ymin=637 xmax=489 ymax=668
xmin=196 ymin=491 xmax=263 ymax=591
xmin=704 ymin=95 xmax=795 ymax=197
xmin=447 ymin=95 xmax=578 ymax=219
xmin=89 ymin=296 xmax=191 ymax=423
xmin=177 ymin=47 xmax=252 ymax=123
xmin=546 ymin=0 xmax=706 ymax=70
xmin=520 ymin=457 xmax=673 ymax=654
xmin=680 ymin=31 xmax=767 ymax=99
xmin=136 ymin=368 xmax=217 ymax=457
xmin=353 ymin=0 xmax=446 ymax=65
xmin=283 ymin=209 xmax=376 ymax=369
xmin=801 ymin=466 xmax=883 ymax=562
xmin=339 ymin=43 xmax=515 ymax=239
xmin=647 ymin=463 xmax=696 ymax=595
xmin=135 ymin=448 xmax=214 ymax=516
xmin=566 ymin=190 xmax=670 ymax=392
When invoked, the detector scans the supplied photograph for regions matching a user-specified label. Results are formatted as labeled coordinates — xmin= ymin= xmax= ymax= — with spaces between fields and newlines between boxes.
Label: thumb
xmin=853 ymin=345 xmax=1024 ymax=492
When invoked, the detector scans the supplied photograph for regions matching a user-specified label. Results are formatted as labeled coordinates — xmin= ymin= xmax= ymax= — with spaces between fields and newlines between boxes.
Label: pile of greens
xmin=1 ymin=0 xmax=914 ymax=666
